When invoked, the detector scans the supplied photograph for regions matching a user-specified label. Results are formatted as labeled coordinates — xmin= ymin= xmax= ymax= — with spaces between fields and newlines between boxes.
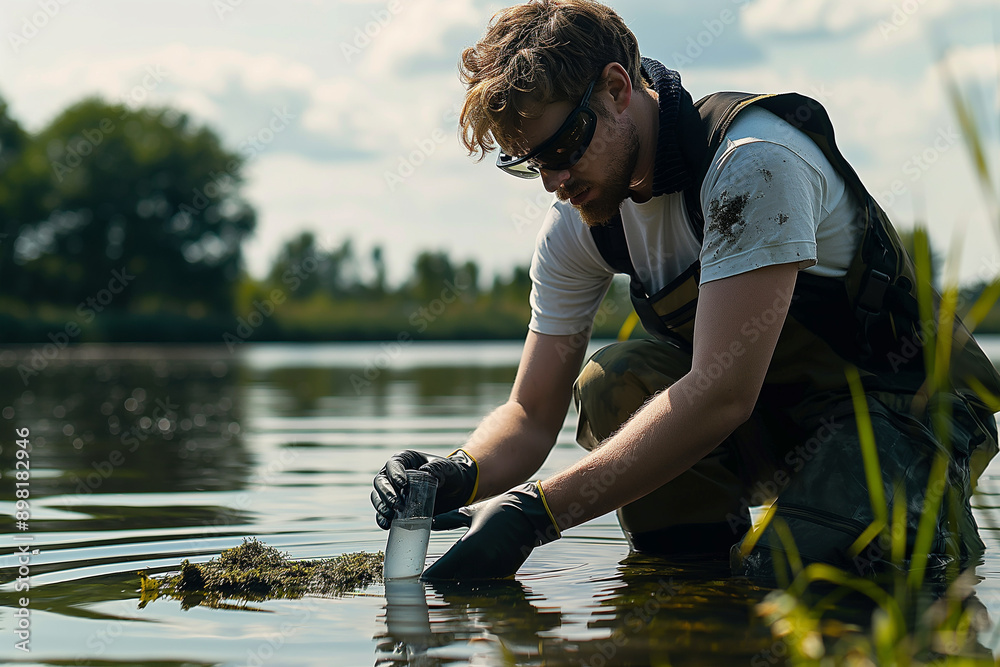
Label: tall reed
xmin=757 ymin=47 xmax=1000 ymax=665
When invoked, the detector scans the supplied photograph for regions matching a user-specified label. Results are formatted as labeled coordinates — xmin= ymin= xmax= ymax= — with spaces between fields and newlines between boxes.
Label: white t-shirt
xmin=528 ymin=106 xmax=862 ymax=336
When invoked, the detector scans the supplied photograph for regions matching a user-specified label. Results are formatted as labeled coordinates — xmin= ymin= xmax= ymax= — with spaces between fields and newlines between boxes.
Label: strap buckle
xmin=858 ymin=269 xmax=890 ymax=315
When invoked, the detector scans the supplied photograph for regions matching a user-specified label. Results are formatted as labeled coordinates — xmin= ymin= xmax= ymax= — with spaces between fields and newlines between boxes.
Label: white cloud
xmin=242 ymin=149 xmax=542 ymax=286
xmin=301 ymin=72 xmax=464 ymax=152
xmin=678 ymin=45 xmax=1000 ymax=282
xmin=354 ymin=0 xmax=483 ymax=77
xmin=168 ymin=89 xmax=223 ymax=123
xmin=742 ymin=0 xmax=882 ymax=37
xmin=9 ymin=39 xmax=469 ymax=154
xmin=742 ymin=0 xmax=995 ymax=38
xmin=2 ymin=0 xmax=995 ymax=285
xmin=933 ymin=43 xmax=1000 ymax=96
xmin=683 ymin=64 xmax=935 ymax=155
xmin=19 ymin=44 xmax=316 ymax=98
xmin=7 ymin=44 xmax=319 ymax=130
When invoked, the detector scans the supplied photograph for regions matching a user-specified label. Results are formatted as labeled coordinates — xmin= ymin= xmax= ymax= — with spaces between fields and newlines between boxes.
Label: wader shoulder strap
xmin=589 ymin=90 xmax=921 ymax=364
xmin=588 ymin=213 xmax=695 ymax=352
xmin=589 ymin=213 xmax=637 ymax=279
xmin=689 ymin=92 xmax=921 ymax=359
xmin=682 ymin=92 xmax=774 ymax=244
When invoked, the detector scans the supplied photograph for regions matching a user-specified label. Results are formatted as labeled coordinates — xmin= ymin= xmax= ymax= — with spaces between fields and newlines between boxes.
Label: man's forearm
xmin=462 ymin=400 xmax=562 ymax=501
xmin=540 ymin=373 xmax=749 ymax=529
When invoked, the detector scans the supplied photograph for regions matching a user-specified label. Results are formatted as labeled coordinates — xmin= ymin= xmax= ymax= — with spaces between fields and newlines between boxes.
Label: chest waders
xmin=578 ymin=75 xmax=1000 ymax=579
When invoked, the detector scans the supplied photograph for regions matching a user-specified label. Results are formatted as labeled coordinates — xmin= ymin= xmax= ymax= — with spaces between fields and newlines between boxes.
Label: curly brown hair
xmin=458 ymin=0 xmax=643 ymax=159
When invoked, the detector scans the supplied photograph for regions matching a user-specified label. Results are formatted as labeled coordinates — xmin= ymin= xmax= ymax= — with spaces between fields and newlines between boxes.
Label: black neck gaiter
xmin=639 ymin=57 xmax=704 ymax=197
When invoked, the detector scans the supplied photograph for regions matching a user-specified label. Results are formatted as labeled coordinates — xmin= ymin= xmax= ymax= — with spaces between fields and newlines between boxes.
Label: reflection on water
xmin=1 ymin=340 xmax=1000 ymax=665
xmin=376 ymin=556 xmax=778 ymax=666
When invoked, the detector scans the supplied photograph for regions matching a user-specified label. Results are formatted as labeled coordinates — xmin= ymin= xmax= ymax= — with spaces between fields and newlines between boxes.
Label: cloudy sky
xmin=1 ymin=0 xmax=998 ymax=285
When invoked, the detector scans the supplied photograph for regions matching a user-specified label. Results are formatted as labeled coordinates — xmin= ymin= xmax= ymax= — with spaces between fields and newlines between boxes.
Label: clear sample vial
xmin=383 ymin=470 xmax=437 ymax=579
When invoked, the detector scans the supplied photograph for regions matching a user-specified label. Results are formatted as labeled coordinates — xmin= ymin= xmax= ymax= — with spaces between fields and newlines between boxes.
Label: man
xmin=372 ymin=0 xmax=1000 ymax=582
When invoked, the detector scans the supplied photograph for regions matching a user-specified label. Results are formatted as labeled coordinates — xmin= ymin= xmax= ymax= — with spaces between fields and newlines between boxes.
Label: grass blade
xmin=845 ymin=366 xmax=888 ymax=527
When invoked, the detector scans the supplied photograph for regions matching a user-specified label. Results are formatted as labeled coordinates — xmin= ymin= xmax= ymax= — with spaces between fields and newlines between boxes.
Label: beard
xmin=556 ymin=118 xmax=640 ymax=227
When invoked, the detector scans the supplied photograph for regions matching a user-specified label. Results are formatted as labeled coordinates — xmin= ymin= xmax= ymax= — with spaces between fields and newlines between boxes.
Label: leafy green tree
xmin=370 ymin=245 xmax=387 ymax=297
xmin=0 ymin=95 xmax=44 ymax=300
xmin=0 ymin=96 xmax=27 ymax=173
xmin=324 ymin=238 xmax=359 ymax=297
xmin=410 ymin=251 xmax=457 ymax=302
xmin=267 ymin=232 xmax=360 ymax=300
xmin=268 ymin=231 xmax=325 ymax=299
xmin=457 ymin=260 xmax=480 ymax=297
xmin=492 ymin=265 xmax=531 ymax=303
xmin=11 ymin=98 xmax=255 ymax=312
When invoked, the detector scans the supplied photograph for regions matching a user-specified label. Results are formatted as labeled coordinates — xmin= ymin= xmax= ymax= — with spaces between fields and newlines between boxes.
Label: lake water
xmin=3 ymin=339 xmax=1000 ymax=666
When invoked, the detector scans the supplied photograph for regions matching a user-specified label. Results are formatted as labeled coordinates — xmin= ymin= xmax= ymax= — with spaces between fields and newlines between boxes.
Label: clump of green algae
xmin=139 ymin=538 xmax=384 ymax=609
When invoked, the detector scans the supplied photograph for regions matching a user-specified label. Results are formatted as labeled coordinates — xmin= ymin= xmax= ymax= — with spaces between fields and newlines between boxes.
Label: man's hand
xmin=421 ymin=482 xmax=560 ymax=580
xmin=371 ymin=449 xmax=479 ymax=530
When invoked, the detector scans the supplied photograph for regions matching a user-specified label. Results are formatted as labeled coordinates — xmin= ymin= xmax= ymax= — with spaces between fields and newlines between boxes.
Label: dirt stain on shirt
xmin=708 ymin=190 xmax=751 ymax=242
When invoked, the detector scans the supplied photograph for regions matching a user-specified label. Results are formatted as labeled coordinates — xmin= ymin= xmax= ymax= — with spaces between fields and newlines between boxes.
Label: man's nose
xmin=539 ymin=168 xmax=570 ymax=193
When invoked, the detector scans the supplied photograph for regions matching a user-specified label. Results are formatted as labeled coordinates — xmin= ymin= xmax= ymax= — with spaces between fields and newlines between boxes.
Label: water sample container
xmin=383 ymin=470 xmax=437 ymax=579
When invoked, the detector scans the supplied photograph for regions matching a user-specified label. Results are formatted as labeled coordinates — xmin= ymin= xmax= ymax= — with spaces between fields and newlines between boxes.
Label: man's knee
xmin=577 ymin=338 xmax=686 ymax=394
xmin=575 ymin=345 xmax=622 ymax=411
xmin=574 ymin=340 xmax=689 ymax=446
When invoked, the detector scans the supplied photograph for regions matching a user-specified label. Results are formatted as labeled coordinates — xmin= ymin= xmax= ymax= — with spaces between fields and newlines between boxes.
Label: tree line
xmin=10 ymin=91 xmax=981 ymax=344
xmin=0 ymin=94 xmax=589 ymax=343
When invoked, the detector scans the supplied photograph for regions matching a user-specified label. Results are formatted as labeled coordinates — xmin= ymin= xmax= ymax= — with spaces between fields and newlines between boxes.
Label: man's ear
xmin=600 ymin=62 xmax=632 ymax=115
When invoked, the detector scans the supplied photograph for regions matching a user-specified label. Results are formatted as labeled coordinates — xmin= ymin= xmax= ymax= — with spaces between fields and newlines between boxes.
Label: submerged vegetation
xmin=139 ymin=538 xmax=384 ymax=610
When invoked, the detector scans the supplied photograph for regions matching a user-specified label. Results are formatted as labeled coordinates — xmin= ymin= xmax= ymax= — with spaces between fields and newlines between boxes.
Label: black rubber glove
xmin=421 ymin=482 xmax=561 ymax=580
xmin=371 ymin=449 xmax=479 ymax=530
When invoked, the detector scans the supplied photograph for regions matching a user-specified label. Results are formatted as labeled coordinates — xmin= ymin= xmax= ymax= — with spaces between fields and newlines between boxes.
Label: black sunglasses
xmin=495 ymin=78 xmax=599 ymax=178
